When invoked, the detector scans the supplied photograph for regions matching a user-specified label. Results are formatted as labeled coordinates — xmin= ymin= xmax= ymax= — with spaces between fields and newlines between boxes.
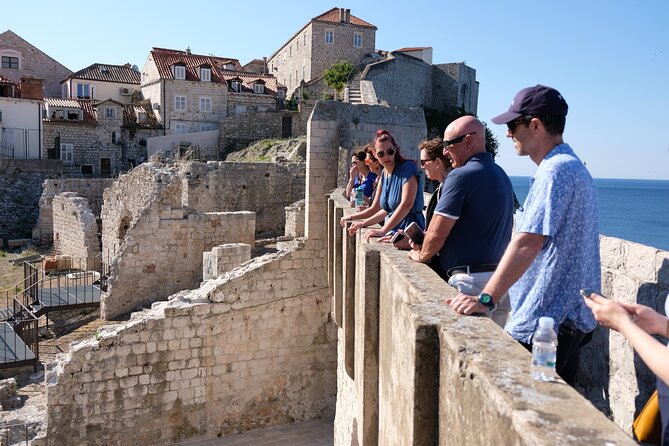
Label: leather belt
xmin=446 ymin=263 xmax=498 ymax=278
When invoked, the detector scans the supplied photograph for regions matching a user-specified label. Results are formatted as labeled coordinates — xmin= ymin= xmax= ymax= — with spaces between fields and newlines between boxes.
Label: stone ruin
xmin=36 ymin=101 xmax=426 ymax=445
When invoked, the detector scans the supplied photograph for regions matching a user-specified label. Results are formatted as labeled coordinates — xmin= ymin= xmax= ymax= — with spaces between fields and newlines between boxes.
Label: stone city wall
xmin=431 ymin=63 xmax=479 ymax=116
xmin=52 ymin=193 xmax=100 ymax=271
xmin=45 ymin=238 xmax=336 ymax=446
xmin=0 ymin=159 xmax=63 ymax=243
xmin=579 ymin=236 xmax=669 ymax=434
xmin=35 ymin=178 xmax=115 ymax=246
xmin=329 ymin=191 xmax=635 ymax=446
xmin=219 ymin=110 xmax=298 ymax=150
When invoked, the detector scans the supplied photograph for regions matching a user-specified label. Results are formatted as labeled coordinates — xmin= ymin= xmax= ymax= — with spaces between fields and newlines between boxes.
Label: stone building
xmin=140 ymin=47 xmax=281 ymax=136
xmin=61 ymin=63 xmax=141 ymax=104
xmin=0 ymin=30 xmax=71 ymax=98
xmin=42 ymin=97 xmax=160 ymax=175
xmin=267 ymin=7 xmax=377 ymax=96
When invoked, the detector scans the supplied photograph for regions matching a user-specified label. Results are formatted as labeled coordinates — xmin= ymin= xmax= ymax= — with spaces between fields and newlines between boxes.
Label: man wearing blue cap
xmin=447 ymin=85 xmax=600 ymax=386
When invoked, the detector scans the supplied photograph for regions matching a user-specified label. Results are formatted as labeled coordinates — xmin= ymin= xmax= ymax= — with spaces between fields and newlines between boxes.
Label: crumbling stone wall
xmin=285 ymin=200 xmax=305 ymax=238
xmin=101 ymin=209 xmax=255 ymax=320
xmin=45 ymin=238 xmax=336 ymax=445
xmin=52 ymin=193 xmax=100 ymax=270
xmin=202 ymin=243 xmax=251 ymax=281
xmin=0 ymin=159 xmax=62 ymax=243
xmin=35 ymin=178 xmax=115 ymax=246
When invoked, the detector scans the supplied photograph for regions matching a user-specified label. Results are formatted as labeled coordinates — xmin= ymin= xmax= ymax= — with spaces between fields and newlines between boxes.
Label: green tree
xmin=323 ymin=60 xmax=354 ymax=100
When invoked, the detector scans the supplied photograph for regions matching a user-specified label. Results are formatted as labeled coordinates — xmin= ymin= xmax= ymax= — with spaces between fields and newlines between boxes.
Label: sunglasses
xmin=376 ymin=148 xmax=395 ymax=158
xmin=420 ymin=158 xmax=434 ymax=167
xmin=442 ymin=131 xmax=476 ymax=148
xmin=507 ymin=118 xmax=530 ymax=133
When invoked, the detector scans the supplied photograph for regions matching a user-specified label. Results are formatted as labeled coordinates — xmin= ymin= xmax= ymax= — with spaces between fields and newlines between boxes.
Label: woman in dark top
xmin=342 ymin=129 xmax=425 ymax=241
xmin=345 ymin=150 xmax=377 ymax=206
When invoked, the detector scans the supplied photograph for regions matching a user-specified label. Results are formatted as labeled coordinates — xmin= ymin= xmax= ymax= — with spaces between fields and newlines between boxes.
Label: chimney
xmin=20 ymin=77 xmax=43 ymax=100
xmin=186 ymin=47 xmax=191 ymax=55
xmin=339 ymin=8 xmax=345 ymax=22
xmin=345 ymin=9 xmax=351 ymax=23
xmin=263 ymin=56 xmax=268 ymax=75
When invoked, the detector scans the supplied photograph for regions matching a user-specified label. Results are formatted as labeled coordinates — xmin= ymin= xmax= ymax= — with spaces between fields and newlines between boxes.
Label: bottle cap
xmin=538 ymin=317 xmax=554 ymax=330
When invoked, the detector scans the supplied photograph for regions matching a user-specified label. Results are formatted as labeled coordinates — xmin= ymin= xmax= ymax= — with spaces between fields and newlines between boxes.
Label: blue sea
xmin=510 ymin=177 xmax=669 ymax=252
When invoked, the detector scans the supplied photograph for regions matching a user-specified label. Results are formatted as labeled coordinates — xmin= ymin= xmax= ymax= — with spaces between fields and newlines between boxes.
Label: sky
xmin=3 ymin=1 xmax=668 ymax=180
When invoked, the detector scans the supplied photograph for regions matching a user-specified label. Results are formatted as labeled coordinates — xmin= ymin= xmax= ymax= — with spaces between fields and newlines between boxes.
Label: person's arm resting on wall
xmin=408 ymin=214 xmax=454 ymax=263
xmin=447 ymin=232 xmax=545 ymax=314
xmin=364 ymin=175 xmax=418 ymax=241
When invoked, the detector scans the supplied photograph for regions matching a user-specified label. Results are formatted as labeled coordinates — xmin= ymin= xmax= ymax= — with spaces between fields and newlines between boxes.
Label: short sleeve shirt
xmin=433 ymin=152 xmax=514 ymax=272
xmin=506 ymin=144 xmax=600 ymax=343
xmin=379 ymin=160 xmax=425 ymax=231
xmin=354 ymin=172 xmax=378 ymax=198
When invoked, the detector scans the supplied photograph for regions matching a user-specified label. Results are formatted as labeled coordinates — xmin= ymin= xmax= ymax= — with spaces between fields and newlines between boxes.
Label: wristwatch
xmin=478 ymin=293 xmax=496 ymax=311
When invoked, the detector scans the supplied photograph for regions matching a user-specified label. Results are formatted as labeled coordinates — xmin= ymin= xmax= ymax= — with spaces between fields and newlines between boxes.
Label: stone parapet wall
xmin=362 ymin=53 xmax=432 ymax=109
xmin=328 ymin=190 xmax=634 ymax=446
xmin=579 ymin=236 xmax=669 ymax=433
xmin=45 ymin=238 xmax=336 ymax=445
xmin=36 ymin=178 xmax=115 ymax=246
xmin=218 ymin=110 xmax=298 ymax=150
xmin=52 ymin=193 xmax=100 ymax=270
xmin=102 ymin=210 xmax=255 ymax=319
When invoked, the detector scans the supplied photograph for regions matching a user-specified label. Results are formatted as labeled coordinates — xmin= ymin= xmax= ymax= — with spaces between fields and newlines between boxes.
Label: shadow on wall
xmin=634 ymin=258 xmax=669 ymax=418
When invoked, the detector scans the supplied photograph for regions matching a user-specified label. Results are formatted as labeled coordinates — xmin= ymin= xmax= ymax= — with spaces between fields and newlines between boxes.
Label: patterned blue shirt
xmin=506 ymin=144 xmax=600 ymax=343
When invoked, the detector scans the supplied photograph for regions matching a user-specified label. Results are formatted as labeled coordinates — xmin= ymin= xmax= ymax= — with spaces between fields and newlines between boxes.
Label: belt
xmin=446 ymin=263 xmax=498 ymax=278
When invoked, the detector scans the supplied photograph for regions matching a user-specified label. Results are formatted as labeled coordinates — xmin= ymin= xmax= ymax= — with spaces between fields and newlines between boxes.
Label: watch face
xmin=479 ymin=294 xmax=492 ymax=304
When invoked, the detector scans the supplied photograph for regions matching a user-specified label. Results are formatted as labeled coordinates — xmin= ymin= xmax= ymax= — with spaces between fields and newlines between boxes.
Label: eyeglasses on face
xmin=420 ymin=158 xmax=434 ymax=167
xmin=507 ymin=117 xmax=530 ymax=133
xmin=442 ymin=131 xmax=476 ymax=148
xmin=376 ymin=148 xmax=395 ymax=158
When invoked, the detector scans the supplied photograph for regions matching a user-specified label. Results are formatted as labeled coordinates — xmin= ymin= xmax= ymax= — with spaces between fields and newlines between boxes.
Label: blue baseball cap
xmin=491 ymin=85 xmax=568 ymax=124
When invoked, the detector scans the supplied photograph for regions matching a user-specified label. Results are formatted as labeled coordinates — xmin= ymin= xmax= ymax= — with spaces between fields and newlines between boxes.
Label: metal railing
xmin=0 ymin=421 xmax=42 ymax=445
xmin=0 ymin=293 xmax=39 ymax=371
xmin=0 ymin=140 xmax=14 ymax=158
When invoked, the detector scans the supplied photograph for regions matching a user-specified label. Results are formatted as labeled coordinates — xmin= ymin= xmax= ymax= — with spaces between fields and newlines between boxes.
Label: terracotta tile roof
xmin=122 ymin=101 xmax=159 ymax=127
xmin=0 ymin=75 xmax=18 ymax=85
xmin=220 ymin=71 xmax=279 ymax=95
xmin=44 ymin=98 xmax=97 ymax=125
xmin=150 ymin=47 xmax=244 ymax=82
xmin=64 ymin=63 xmax=141 ymax=85
xmin=312 ymin=8 xmax=376 ymax=28
xmin=396 ymin=46 xmax=431 ymax=52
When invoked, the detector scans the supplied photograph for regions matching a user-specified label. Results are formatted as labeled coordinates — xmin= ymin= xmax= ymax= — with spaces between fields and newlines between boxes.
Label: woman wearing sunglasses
xmin=343 ymin=130 xmax=425 ymax=241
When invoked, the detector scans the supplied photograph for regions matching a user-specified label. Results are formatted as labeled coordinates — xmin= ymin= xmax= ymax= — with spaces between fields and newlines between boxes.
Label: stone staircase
xmin=348 ymin=73 xmax=362 ymax=104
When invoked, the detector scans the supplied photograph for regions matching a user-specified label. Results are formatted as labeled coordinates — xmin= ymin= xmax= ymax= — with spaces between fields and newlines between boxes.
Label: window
xmin=173 ymin=65 xmax=186 ymax=79
xmin=224 ymin=63 xmax=234 ymax=70
xmin=76 ymin=83 xmax=90 ymax=98
xmin=81 ymin=165 xmax=93 ymax=175
xmin=354 ymin=34 xmax=362 ymax=48
xmin=104 ymin=107 xmax=116 ymax=118
xmin=200 ymin=67 xmax=211 ymax=82
xmin=137 ymin=112 xmax=147 ymax=124
xmin=325 ymin=30 xmax=334 ymax=44
xmin=175 ymin=123 xmax=187 ymax=135
xmin=230 ymin=80 xmax=241 ymax=92
xmin=253 ymin=83 xmax=264 ymax=94
xmin=175 ymin=96 xmax=186 ymax=110
xmin=304 ymin=33 xmax=307 ymax=46
xmin=111 ymin=132 xmax=120 ymax=144
xmin=60 ymin=143 xmax=74 ymax=164
xmin=199 ymin=123 xmax=216 ymax=132
xmin=200 ymin=97 xmax=211 ymax=112
xmin=1 ymin=56 xmax=18 ymax=69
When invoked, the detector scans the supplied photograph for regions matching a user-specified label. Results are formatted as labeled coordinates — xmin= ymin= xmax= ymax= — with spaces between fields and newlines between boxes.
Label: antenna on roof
xmin=186 ymin=47 xmax=191 ymax=55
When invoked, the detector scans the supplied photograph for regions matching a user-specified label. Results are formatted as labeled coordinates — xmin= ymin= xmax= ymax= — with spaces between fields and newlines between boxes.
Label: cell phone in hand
xmin=390 ymin=231 xmax=405 ymax=244
xmin=579 ymin=288 xmax=597 ymax=299
xmin=404 ymin=222 xmax=424 ymax=245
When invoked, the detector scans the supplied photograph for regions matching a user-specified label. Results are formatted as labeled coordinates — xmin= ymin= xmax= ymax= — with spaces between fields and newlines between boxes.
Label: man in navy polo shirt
xmin=447 ymin=85 xmax=600 ymax=387
xmin=408 ymin=116 xmax=514 ymax=326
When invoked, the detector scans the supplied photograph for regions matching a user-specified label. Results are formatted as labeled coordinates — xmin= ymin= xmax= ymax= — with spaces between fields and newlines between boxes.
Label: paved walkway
xmin=172 ymin=419 xmax=334 ymax=446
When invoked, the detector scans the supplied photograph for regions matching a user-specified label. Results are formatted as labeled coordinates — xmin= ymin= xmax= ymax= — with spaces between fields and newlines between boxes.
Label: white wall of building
xmin=0 ymin=97 xmax=43 ymax=158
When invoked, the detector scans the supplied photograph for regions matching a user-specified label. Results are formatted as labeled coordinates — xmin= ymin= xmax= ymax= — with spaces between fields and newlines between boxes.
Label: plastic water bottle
xmin=530 ymin=317 xmax=558 ymax=381
xmin=349 ymin=190 xmax=356 ymax=207
xmin=355 ymin=186 xmax=364 ymax=208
